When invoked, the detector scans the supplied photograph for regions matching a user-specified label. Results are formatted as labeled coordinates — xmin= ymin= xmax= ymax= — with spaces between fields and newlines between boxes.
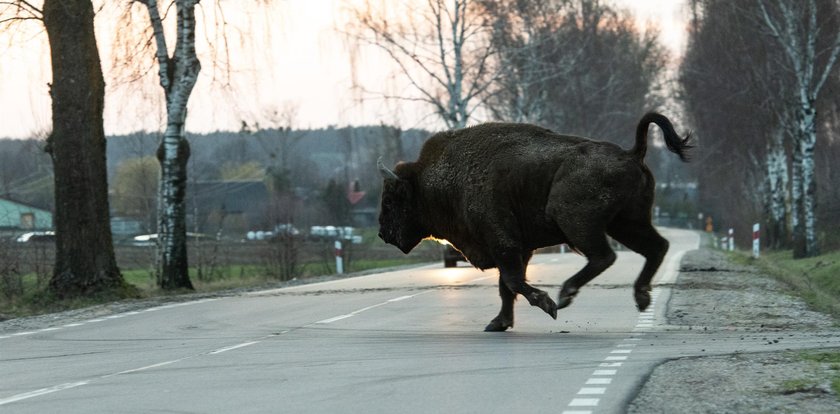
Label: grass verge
xmin=798 ymin=350 xmax=840 ymax=398
xmin=734 ymin=249 xmax=840 ymax=320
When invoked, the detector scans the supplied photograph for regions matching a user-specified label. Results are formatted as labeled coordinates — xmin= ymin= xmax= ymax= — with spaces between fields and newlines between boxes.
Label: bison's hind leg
xmin=556 ymin=232 xmax=617 ymax=311
xmin=606 ymin=220 xmax=668 ymax=312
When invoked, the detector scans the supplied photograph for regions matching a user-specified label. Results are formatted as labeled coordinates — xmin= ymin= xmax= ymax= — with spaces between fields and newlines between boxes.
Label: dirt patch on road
xmin=629 ymin=248 xmax=840 ymax=413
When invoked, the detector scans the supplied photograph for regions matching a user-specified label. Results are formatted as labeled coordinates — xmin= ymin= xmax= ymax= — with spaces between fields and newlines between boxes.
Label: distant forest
xmin=0 ymin=123 xmax=697 ymax=236
xmin=0 ymin=126 xmax=426 ymax=205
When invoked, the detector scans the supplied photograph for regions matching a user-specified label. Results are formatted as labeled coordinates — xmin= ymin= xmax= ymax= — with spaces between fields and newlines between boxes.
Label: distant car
xmin=16 ymin=231 xmax=55 ymax=243
xmin=274 ymin=224 xmax=301 ymax=236
xmin=443 ymin=244 xmax=465 ymax=268
xmin=246 ymin=225 xmax=301 ymax=242
xmin=129 ymin=233 xmax=158 ymax=246
xmin=309 ymin=226 xmax=359 ymax=243
xmin=128 ymin=232 xmax=214 ymax=247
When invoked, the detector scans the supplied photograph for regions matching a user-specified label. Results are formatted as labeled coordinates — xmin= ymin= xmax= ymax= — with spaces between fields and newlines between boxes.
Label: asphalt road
xmin=2 ymin=228 xmax=839 ymax=413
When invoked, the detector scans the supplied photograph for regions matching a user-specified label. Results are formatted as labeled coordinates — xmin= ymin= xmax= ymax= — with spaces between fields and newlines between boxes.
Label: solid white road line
xmin=0 ymin=381 xmax=89 ymax=406
xmin=115 ymin=360 xmax=181 ymax=376
xmin=314 ymin=291 xmax=433 ymax=324
xmin=209 ymin=341 xmax=261 ymax=355
xmin=1 ymin=299 xmax=219 ymax=341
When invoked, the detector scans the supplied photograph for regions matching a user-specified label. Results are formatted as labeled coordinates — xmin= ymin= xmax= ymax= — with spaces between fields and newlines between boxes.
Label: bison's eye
xmin=383 ymin=197 xmax=393 ymax=208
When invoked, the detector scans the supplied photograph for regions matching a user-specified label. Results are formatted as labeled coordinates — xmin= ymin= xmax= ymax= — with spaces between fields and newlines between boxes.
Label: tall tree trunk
xmin=43 ymin=0 xmax=127 ymax=298
xmin=757 ymin=0 xmax=840 ymax=258
xmin=143 ymin=0 xmax=201 ymax=289
xmin=790 ymin=133 xmax=804 ymax=256
xmin=156 ymin=120 xmax=193 ymax=289
xmin=765 ymin=127 xmax=789 ymax=249
xmin=794 ymin=102 xmax=819 ymax=257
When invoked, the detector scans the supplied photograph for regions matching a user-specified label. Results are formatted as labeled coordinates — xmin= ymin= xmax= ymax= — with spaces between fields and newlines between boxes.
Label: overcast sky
xmin=0 ymin=0 xmax=688 ymax=139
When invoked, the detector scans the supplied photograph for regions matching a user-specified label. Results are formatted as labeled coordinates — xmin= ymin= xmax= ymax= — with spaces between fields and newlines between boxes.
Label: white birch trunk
xmin=789 ymin=133 xmax=802 ymax=249
xmin=765 ymin=127 xmax=789 ymax=248
xmin=144 ymin=0 xmax=201 ymax=288
xmin=797 ymin=103 xmax=819 ymax=256
xmin=757 ymin=0 xmax=840 ymax=257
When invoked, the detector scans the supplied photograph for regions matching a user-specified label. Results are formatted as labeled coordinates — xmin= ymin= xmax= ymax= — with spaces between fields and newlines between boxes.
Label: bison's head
xmin=378 ymin=159 xmax=425 ymax=254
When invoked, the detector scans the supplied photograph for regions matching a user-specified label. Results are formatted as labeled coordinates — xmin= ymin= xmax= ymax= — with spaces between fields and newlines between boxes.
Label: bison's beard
xmin=395 ymin=241 xmax=417 ymax=254
xmin=379 ymin=230 xmax=421 ymax=254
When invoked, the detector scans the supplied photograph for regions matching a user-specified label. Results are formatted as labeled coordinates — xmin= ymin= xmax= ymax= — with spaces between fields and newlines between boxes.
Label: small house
xmin=0 ymin=196 xmax=53 ymax=238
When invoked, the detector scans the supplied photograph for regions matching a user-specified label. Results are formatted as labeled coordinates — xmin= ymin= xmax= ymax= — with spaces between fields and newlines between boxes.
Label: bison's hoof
xmin=556 ymin=286 xmax=579 ymax=310
xmin=484 ymin=316 xmax=513 ymax=332
xmin=527 ymin=291 xmax=557 ymax=320
xmin=634 ymin=287 xmax=652 ymax=311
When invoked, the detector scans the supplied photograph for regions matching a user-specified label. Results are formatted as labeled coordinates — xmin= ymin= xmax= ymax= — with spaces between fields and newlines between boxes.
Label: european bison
xmin=378 ymin=113 xmax=691 ymax=331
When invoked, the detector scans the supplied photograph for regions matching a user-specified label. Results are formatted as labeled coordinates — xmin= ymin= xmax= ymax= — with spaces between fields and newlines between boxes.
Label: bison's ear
xmin=378 ymin=157 xmax=400 ymax=181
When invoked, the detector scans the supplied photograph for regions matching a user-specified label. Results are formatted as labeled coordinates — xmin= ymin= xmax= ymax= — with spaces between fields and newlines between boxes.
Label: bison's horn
xmin=378 ymin=157 xmax=400 ymax=180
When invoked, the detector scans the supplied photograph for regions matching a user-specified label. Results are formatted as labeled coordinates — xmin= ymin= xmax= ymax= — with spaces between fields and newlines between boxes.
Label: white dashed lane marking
xmin=562 ymin=288 xmax=661 ymax=413
xmin=0 ymin=290 xmax=430 ymax=407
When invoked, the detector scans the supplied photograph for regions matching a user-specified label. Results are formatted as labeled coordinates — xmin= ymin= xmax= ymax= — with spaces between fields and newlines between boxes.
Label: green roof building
xmin=0 ymin=197 xmax=53 ymax=232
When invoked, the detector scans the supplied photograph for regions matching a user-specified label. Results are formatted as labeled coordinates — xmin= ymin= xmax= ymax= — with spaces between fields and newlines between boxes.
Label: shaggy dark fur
xmin=378 ymin=112 xmax=692 ymax=331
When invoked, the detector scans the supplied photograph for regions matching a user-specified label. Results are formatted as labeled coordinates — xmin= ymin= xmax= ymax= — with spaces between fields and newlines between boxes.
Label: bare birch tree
xmin=682 ymin=0 xmax=840 ymax=251
xmin=682 ymin=0 xmax=781 ymax=246
xmin=138 ymin=0 xmax=201 ymax=289
xmin=347 ymin=0 xmax=496 ymax=128
xmin=756 ymin=0 xmax=840 ymax=258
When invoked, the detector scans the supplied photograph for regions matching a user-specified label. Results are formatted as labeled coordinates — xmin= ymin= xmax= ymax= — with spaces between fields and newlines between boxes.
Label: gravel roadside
xmin=628 ymin=248 xmax=840 ymax=413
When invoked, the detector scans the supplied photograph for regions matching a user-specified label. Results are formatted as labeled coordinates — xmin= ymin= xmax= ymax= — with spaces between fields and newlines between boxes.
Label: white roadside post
xmin=752 ymin=223 xmax=760 ymax=258
xmin=335 ymin=240 xmax=344 ymax=274
xmin=728 ymin=228 xmax=735 ymax=251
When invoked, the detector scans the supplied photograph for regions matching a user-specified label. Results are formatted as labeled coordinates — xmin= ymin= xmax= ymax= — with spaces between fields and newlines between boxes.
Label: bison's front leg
xmin=498 ymin=254 xmax=557 ymax=321
xmin=485 ymin=278 xmax=516 ymax=332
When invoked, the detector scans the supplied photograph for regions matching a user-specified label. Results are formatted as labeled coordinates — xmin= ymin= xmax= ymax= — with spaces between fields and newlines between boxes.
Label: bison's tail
xmin=631 ymin=112 xmax=693 ymax=162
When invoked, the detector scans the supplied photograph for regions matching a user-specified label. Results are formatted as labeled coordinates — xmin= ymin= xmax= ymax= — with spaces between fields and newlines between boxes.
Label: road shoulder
xmin=629 ymin=248 xmax=840 ymax=413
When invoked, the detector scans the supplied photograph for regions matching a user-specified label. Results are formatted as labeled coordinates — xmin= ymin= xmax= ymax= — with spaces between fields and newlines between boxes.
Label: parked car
xmin=246 ymin=224 xmax=301 ymax=242
xmin=16 ymin=231 xmax=55 ymax=243
xmin=128 ymin=232 xmax=214 ymax=247
xmin=274 ymin=224 xmax=301 ymax=236
xmin=443 ymin=244 xmax=465 ymax=268
xmin=309 ymin=226 xmax=362 ymax=243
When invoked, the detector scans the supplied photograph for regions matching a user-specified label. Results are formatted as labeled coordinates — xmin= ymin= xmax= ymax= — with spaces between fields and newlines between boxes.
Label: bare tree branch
xmin=141 ymin=0 xmax=173 ymax=94
xmin=344 ymin=0 xmax=495 ymax=128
